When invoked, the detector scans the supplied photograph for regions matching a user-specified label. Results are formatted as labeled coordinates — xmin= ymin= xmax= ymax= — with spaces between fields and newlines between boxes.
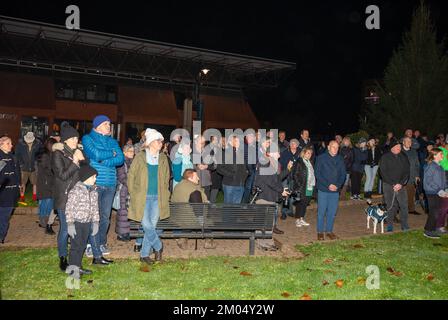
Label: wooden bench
xmin=129 ymin=203 xmax=276 ymax=255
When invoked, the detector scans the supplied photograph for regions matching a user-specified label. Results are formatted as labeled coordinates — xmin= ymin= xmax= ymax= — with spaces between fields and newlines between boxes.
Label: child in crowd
xmin=65 ymin=165 xmax=100 ymax=277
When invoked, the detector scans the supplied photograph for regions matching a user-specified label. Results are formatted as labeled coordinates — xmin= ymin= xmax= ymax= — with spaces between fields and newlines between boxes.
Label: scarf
xmin=303 ymin=158 xmax=316 ymax=191
xmin=145 ymin=149 xmax=159 ymax=165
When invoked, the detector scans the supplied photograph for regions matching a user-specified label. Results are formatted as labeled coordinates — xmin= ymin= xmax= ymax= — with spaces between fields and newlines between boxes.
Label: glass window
xmin=55 ymin=80 xmax=117 ymax=104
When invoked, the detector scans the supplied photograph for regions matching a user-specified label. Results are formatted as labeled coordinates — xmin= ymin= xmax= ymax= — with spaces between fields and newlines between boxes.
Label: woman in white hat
xmin=128 ymin=129 xmax=171 ymax=265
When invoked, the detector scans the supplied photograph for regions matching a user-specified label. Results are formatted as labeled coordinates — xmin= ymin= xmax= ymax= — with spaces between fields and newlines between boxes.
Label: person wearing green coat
xmin=127 ymin=128 xmax=171 ymax=265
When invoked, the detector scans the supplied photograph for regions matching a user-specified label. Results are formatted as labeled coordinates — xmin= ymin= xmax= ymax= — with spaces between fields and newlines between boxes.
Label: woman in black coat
xmin=36 ymin=137 xmax=57 ymax=235
xmin=292 ymin=147 xmax=316 ymax=228
xmin=0 ymin=136 xmax=20 ymax=244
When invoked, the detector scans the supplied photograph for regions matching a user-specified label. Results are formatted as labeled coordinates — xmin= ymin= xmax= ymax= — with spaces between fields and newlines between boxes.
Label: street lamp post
xmin=193 ymin=69 xmax=209 ymax=124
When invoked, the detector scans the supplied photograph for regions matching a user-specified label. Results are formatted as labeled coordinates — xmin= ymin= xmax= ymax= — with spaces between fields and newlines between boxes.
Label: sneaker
xmin=437 ymin=227 xmax=448 ymax=234
xmin=100 ymin=245 xmax=111 ymax=256
xmin=85 ymin=244 xmax=93 ymax=258
xmin=350 ymin=195 xmax=357 ymax=200
xmin=299 ymin=218 xmax=310 ymax=226
xmin=295 ymin=219 xmax=303 ymax=228
xmin=424 ymin=231 xmax=441 ymax=239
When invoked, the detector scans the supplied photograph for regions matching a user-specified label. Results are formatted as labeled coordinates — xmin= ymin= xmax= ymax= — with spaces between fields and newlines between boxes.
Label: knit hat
xmin=92 ymin=115 xmax=111 ymax=129
xmin=289 ymin=138 xmax=300 ymax=146
xmin=145 ymin=128 xmax=164 ymax=146
xmin=60 ymin=121 xmax=79 ymax=142
xmin=358 ymin=137 xmax=367 ymax=145
xmin=389 ymin=138 xmax=401 ymax=149
xmin=79 ymin=164 xmax=98 ymax=183
xmin=23 ymin=132 xmax=35 ymax=144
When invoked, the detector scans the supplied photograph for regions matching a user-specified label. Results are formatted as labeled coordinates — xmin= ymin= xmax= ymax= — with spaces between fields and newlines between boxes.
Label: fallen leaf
xmin=204 ymin=287 xmax=218 ymax=292
xmin=387 ymin=267 xmax=402 ymax=277
xmin=140 ymin=265 xmax=150 ymax=272
xmin=281 ymin=292 xmax=291 ymax=298
xmin=299 ymin=293 xmax=312 ymax=300
xmin=427 ymin=274 xmax=435 ymax=281
xmin=357 ymin=277 xmax=366 ymax=285
xmin=335 ymin=279 xmax=344 ymax=288
xmin=233 ymin=266 xmax=240 ymax=269
xmin=324 ymin=259 xmax=333 ymax=264
xmin=322 ymin=280 xmax=329 ymax=286
xmin=353 ymin=244 xmax=365 ymax=249
xmin=223 ymin=260 xmax=230 ymax=264
xmin=240 ymin=271 xmax=252 ymax=276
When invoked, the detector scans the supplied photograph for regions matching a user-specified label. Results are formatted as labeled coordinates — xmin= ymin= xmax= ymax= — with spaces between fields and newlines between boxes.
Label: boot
xmin=59 ymin=256 xmax=68 ymax=272
xmin=154 ymin=247 xmax=163 ymax=262
xmin=46 ymin=224 xmax=55 ymax=235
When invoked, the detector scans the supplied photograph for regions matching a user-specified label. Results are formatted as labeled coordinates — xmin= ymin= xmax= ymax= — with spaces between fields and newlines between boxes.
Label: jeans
xmin=364 ymin=165 xmax=379 ymax=193
xmin=57 ymin=209 xmax=69 ymax=258
xmin=38 ymin=198 xmax=53 ymax=217
xmin=140 ymin=195 xmax=162 ymax=258
xmin=317 ymin=191 xmax=339 ymax=233
xmin=383 ymin=183 xmax=409 ymax=230
xmin=242 ymin=173 xmax=255 ymax=203
xmin=223 ymin=185 xmax=245 ymax=204
xmin=0 ymin=207 xmax=14 ymax=242
xmin=136 ymin=227 xmax=162 ymax=246
xmin=97 ymin=185 xmax=116 ymax=246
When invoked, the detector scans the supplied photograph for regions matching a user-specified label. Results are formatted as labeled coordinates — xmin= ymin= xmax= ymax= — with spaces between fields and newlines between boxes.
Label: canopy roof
xmin=0 ymin=16 xmax=296 ymax=90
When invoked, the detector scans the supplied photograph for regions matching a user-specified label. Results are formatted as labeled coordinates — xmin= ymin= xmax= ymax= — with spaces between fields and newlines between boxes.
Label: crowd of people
xmin=1 ymin=120 xmax=448 ymax=278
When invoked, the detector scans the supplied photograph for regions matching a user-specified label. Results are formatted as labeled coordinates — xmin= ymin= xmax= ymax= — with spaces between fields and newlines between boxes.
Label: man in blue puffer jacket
xmin=82 ymin=115 xmax=124 ymax=254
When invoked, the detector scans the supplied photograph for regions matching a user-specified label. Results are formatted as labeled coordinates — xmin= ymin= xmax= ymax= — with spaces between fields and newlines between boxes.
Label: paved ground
xmin=1 ymin=200 xmax=427 ymax=260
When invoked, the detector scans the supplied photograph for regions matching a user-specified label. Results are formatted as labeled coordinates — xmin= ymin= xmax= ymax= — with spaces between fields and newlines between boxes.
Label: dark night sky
xmin=1 ymin=0 xmax=448 ymax=137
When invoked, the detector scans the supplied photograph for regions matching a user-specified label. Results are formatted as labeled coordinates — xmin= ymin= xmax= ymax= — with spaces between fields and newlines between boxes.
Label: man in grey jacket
xmin=403 ymin=137 xmax=421 ymax=215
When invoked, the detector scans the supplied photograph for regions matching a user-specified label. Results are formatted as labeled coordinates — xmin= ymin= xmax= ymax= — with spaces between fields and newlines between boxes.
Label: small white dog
xmin=365 ymin=200 xmax=388 ymax=234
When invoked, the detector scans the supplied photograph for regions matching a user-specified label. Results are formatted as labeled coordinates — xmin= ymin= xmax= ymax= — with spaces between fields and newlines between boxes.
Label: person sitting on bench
xmin=171 ymin=169 xmax=216 ymax=249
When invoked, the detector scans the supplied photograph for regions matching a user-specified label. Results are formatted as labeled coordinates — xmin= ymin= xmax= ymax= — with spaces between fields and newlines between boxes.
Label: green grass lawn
xmin=1 ymin=231 xmax=447 ymax=300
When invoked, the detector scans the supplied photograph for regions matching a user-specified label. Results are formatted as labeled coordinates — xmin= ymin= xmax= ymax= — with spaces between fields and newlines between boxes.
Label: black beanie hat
xmin=389 ymin=138 xmax=401 ymax=149
xmin=79 ymin=164 xmax=98 ymax=182
xmin=60 ymin=121 xmax=79 ymax=142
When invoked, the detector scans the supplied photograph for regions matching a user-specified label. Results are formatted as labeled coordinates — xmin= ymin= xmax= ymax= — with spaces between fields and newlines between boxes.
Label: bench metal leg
xmin=195 ymin=239 xmax=198 ymax=251
xmin=249 ymin=235 xmax=255 ymax=255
